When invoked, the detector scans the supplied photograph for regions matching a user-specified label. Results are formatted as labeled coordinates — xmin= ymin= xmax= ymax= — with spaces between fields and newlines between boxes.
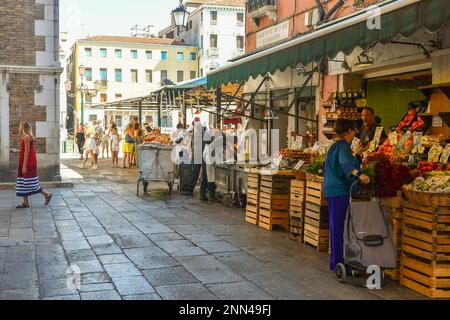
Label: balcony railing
xmin=248 ymin=0 xmax=276 ymax=13
xmin=248 ymin=0 xmax=277 ymax=22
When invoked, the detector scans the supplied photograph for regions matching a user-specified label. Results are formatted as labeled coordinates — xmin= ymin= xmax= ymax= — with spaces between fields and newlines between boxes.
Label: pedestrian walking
xmin=79 ymin=132 xmax=99 ymax=170
xmin=15 ymin=122 xmax=52 ymax=208
xmin=132 ymin=122 xmax=140 ymax=167
xmin=110 ymin=127 xmax=120 ymax=168
xmin=75 ymin=123 xmax=86 ymax=160
xmin=323 ymin=119 xmax=371 ymax=274
xmin=101 ymin=128 xmax=110 ymax=158
xmin=122 ymin=123 xmax=135 ymax=169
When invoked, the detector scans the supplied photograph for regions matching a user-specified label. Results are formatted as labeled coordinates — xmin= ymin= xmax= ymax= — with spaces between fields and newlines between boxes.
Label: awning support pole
xmin=138 ymin=100 xmax=143 ymax=126
xmin=158 ymin=93 xmax=162 ymax=128
xmin=241 ymin=75 xmax=270 ymax=113
xmin=216 ymin=86 xmax=222 ymax=129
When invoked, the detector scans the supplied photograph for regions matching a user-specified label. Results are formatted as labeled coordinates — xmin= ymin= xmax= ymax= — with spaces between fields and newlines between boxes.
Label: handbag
xmin=125 ymin=134 xmax=135 ymax=144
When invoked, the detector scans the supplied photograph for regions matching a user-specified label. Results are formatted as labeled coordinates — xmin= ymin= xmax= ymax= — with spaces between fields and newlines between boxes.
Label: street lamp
xmin=172 ymin=0 xmax=189 ymax=29
xmin=78 ymin=65 xmax=87 ymax=125
xmin=64 ymin=66 xmax=105 ymax=129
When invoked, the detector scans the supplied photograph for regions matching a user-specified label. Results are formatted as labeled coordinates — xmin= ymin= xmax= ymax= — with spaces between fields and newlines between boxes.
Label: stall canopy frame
xmin=206 ymin=0 xmax=450 ymax=89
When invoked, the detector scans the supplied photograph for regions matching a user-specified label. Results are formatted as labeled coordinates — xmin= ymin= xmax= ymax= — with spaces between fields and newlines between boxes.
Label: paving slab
xmin=155 ymin=283 xmax=217 ymax=300
xmin=98 ymin=254 xmax=131 ymax=265
xmin=176 ymin=255 xmax=244 ymax=284
xmin=155 ymin=240 xmax=207 ymax=257
xmin=110 ymin=233 xmax=154 ymax=249
xmin=112 ymin=276 xmax=155 ymax=296
xmin=124 ymin=247 xmax=179 ymax=270
xmin=103 ymin=263 xmax=142 ymax=278
xmin=80 ymin=290 xmax=122 ymax=300
xmin=206 ymin=281 xmax=274 ymax=300
xmin=143 ymin=266 xmax=198 ymax=286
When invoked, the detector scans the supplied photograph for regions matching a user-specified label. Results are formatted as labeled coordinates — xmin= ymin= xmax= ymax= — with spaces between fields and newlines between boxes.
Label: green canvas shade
xmin=207 ymin=0 xmax=450 ymax=89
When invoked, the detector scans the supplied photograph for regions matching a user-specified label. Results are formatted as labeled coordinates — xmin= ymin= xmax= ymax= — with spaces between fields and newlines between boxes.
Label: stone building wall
xmin=0 ymin=0 xmax=62 ymax=182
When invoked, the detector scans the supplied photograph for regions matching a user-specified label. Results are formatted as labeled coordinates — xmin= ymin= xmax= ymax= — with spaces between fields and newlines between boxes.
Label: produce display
xmin=395 ymin=108 xmax=426 ymax=132
xmin=417 ymin=161 xmax=450 ymax=172
xmin=144 ymin=131 xmax=173 ymax=145
xmin=362 ymin=154 xmax=414 ymax=197
xmin=303 ymin=154 xmax=325 ymax=177
xmin=404 ymin=176 xmax=450 ymax=194
xmin=280 ymin=149 xmax=313 ymax=163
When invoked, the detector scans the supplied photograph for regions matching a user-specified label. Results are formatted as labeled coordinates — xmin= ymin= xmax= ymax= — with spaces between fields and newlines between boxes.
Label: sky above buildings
xmin=60 ymin=0 xmax=181 ymax=48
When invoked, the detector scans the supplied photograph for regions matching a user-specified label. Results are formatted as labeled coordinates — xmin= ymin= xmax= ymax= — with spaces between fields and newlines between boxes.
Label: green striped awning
xmin=207 ymin=0 xmax=450 ymax=89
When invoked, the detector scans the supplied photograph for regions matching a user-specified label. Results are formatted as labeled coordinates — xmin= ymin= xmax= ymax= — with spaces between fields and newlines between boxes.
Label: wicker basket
xmin=306 ymin=172 xmax=324 ymax=183
xmin=402 ymin=186 xmax=450 ymax=208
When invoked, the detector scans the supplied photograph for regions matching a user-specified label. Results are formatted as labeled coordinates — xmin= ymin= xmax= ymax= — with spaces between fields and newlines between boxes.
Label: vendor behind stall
xmin=358 ymin=107 xmax=387 ymax=150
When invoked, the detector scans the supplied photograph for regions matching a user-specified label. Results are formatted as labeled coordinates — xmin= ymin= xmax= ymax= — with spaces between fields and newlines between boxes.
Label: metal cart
xmin=137 ymin=143 xmax=175 ymax=196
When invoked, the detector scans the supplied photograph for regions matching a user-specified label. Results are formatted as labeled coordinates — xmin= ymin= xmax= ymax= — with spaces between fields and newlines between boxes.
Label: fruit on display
xmin=395 ymin=108 xmax=426 ymax=133
xmin=369 ymin=155 xmax=413 ymax=197
xmin=304 ymin=154 xmax=325 ymax=176
xmin=405 ymin=176 xmax=450 ymax=194
xmin=280 ymin=149 xmax=312 ymax=163
xmin=144 ymin=133 xmax=173 ymax=145
xmin=418 ymin=161 xmax=449 ymax=172
xmin=421 ymin=135 xmax=446 ymax=148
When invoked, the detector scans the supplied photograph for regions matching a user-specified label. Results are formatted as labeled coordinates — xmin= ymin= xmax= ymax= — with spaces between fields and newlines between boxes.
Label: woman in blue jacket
xmin=324 ymin=119 xmax=371 ymax=273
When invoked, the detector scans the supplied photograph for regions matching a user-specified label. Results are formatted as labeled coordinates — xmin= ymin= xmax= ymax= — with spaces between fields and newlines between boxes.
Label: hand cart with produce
xmin=137 ymin=143 xmax=175 ymax=196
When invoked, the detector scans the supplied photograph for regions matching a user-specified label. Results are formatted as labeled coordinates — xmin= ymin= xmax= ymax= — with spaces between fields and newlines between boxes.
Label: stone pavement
xmin=0 ymin=157 xmax=426 ymax=300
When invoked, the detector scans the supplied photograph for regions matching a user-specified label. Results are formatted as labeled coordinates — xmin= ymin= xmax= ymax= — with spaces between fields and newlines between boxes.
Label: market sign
xmin=428 ymin=143 xmax=444 ymax=162
xmin=396 ymin=131 xmax=412 ymax=151
xmin=388 ymin=132 xmax=398 ymax=146
xmin=440 ymin=143 xmax=450 ymax=163
xmin=256 ymin=20 xmax=290 ymax=49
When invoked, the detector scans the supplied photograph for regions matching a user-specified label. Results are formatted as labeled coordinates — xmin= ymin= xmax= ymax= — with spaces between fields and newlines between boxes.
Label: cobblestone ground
xmin=0 ymin=158 xmax=426 ymax=300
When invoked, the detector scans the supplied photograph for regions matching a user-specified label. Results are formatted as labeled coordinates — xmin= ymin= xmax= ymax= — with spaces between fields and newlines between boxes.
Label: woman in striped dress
xmin=16 ymin=122 xmax=52 ymax=209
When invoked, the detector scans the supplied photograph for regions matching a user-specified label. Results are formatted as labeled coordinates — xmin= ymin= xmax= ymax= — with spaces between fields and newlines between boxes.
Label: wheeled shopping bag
xmin=335 ymin=183 xmax=397 ymax=286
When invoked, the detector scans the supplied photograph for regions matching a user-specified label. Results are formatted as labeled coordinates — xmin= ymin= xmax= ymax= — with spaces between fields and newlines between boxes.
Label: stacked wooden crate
xmin=245 ymin=173 xmax=260 ymax=225
xmin=290 ymin=179 xmax=306 ymax=242
xmin=258 ymin=175 xmax=292 ymax=231
xmin=380 ymin=195 xmax=404 ymax=281
xmin=304 ymin=180 xmax=329 ymax=252
xmin=400 ymin=201 xmax=450 ymax=299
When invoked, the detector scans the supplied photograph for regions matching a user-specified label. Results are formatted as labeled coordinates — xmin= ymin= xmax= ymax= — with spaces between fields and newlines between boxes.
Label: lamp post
xmin=172 ymin=0 xmax=189 ymax=30
xmin=78 ymin=65 xmax=86 ymax=125
xmin=65 ymin=66 xmax=105 ymax=130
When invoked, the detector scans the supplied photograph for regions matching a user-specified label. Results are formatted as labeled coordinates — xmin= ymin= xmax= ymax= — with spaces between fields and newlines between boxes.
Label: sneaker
xmin=92 ymin=165 xmax=98 ymax=170
xmin=78 ymin=164 xmax=85 ymax=169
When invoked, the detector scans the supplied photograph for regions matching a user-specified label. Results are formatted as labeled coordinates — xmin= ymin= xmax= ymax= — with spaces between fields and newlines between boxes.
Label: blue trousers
xmin=327 ymin=196 xmax=350 ymax=272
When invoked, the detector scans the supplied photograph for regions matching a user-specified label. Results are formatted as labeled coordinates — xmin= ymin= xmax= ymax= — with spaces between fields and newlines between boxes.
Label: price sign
xmin=292 ymin=136 xmax=303 ymax=150
xmin=396 ymin=131 xmax=412 ymax=149
xmin=413 ymin=132 xmax=423 ymax=149
xmin=351 ymin=138 xmax=361 ymax=153
xmin=272 ymin=154 xmax=283 ymax=168
xmin=294 ymin=160 xmax=305 ymax=171
xmin=440 ymin=143 xmax=450 ymax=164
xmin=432 ymin=115 xmax=443 ymax=127
xmin=428 ymin=143 xmax=443 ymax=163
xmin=388 ymin=132 xmax=398 ymax=146
xmin=373 ymin=126 xmax=384 ymax=145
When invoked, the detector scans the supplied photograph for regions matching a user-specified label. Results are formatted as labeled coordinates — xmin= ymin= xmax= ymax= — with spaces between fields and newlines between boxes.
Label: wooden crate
xmin=245 ymin=173 xmax=260 ymax=225
xmin=306 ymin=181 xmax=327 ymax=206
xmin=289 ymin=216 xmax=303 ymax=242
xmin=304 ymin=202 xmax=329 ymax=252
xmin=399 ymin=201 xmax=450 ymax=299
xmin=258 ymin=175 xmax=293 ymax=231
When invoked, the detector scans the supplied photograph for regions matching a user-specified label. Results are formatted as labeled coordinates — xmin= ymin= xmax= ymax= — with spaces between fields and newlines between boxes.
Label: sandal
xmin=44 ymin=193 xmax=53 ymax=206
xmin=16 ymin=203 xmax=30 ymax=209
